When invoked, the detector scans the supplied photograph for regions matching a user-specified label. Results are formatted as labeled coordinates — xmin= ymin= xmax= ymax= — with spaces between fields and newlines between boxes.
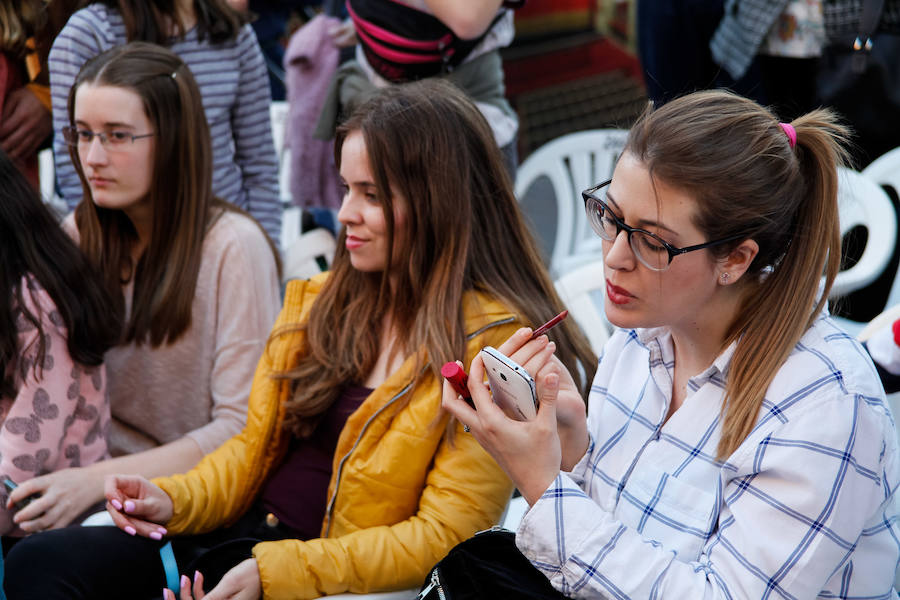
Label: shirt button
xmin=265 ymin=512 xmax=280 ymax=528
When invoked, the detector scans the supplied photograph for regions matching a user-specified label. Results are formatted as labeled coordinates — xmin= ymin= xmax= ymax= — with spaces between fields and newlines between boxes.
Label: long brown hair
xmin=0 ymin=148 xmax=120 ymax=398
xmin=68 ymin=42 xmax=275 ymax=347
xmin=281 ymin=79 xmax=596 ymax=438
xmin=86 ymin=0 xmax=245 ymax=44
xmin=625 ymin=90 xmax=849 ymax=459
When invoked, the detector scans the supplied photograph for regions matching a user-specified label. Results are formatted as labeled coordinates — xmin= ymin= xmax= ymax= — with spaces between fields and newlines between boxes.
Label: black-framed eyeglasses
xmin=62 ymin=126 xmax=155 ymax=149
xmin=582 ymin=180 xmax=746 ymax=271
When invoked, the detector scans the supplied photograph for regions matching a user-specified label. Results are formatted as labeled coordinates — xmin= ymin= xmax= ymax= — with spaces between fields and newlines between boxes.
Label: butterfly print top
xmin=0 ymin=275 xmax=110 ymax=535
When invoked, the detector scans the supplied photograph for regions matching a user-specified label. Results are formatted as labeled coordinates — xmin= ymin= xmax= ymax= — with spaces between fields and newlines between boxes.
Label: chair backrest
xmin=554 ymin=260 xmax=611 ymax=355
xmin=269 ymin=100 xmax=292 ymax=204
xmin=862 ymin=146 xmax=900 ymax=308
xmin=515 ymin=129 xmax=628 ymax=277
xmin=831 ymin=166 xmax=898 ymax=298
xmin=270 ymin=100 xmax=301 ymax=251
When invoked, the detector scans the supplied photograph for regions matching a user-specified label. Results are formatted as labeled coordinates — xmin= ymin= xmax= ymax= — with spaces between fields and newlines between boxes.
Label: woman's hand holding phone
xmin=488 ymin=326 xmax=589 ymax=470
xmin=441 ymin=327 xmax=589 ymax=504
xmin=103 ymin=474 xmax=173 ymax=539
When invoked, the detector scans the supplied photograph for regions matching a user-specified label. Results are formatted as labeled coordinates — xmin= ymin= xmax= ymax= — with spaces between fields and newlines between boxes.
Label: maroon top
xmin=259 ymin=384 xmax=371 ymax=540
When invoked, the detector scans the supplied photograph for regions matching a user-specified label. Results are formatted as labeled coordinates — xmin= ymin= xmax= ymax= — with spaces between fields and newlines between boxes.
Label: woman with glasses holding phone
xmin=443 ymin=89 xmax=900 ymax=596
xmin=5 ymin=42 xmax=281 ymax=535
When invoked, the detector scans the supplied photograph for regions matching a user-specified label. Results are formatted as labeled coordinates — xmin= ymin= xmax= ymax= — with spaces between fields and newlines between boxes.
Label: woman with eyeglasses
xmin=0 ymin=147 xmax=119 ymax=541
xmin=5 ymin=43 xmax=281 ymax=535
xmin=48 ymin=0 xmax=281 ymax=244
xmin=442 ymin=89 xmax=900 ymax=596
xmin=4 ymin=77 xmax=596 ymax=600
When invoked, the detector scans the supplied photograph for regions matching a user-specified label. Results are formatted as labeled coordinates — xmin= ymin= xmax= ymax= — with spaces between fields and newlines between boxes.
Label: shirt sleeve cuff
xmin=515 ymin=472 xmax=607 ymax=574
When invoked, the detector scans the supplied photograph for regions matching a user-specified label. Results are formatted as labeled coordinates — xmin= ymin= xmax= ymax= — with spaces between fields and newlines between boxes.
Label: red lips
xmin=606 ymin=279 xmax=634 ymax=305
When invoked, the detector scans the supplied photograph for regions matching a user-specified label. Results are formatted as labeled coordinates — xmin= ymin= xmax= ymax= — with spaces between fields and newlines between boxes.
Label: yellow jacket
xmin=155 ymin=274 xmax=517 ymax=599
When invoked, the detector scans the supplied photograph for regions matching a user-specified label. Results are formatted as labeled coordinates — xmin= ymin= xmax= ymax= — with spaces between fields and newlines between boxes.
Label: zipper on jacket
xmin=416 ymin=569 xmax=446 ymax=600
xmin=323 ymin=314 xmax=517 ymax=536
xmin=323 ymin=381 xmax=414 ymax=536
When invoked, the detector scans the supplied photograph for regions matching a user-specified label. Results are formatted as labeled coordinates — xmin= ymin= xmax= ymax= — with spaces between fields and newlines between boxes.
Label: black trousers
xmin=3 ymin=504 xmax=296 ymax=600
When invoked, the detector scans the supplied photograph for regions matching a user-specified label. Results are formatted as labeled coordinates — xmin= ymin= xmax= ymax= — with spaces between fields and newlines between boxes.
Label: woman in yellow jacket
xmin=4 ymin=79 xmax=596 ymax=599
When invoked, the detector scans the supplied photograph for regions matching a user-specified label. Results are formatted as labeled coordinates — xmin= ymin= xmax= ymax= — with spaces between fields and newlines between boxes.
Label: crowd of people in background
xmin=0 ymin=0 xmax=898 ymax=599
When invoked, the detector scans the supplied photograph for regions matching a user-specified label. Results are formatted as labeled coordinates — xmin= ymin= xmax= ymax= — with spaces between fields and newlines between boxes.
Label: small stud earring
xmin=720 ymin=272 xmax=730 ymax=284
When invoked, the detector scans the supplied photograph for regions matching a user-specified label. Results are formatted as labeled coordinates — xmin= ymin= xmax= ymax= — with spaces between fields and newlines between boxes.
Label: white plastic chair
xmin=862 ymin=147 xmax=900 ymax=309
xmin=862 ymin=146 xmax=900 ymax=199
xmin=38 ymin=148 xmax=67 ymax=216
xmin=270 ymin=101 xmax=300 ymax=251
xmin=830 ymin=167 xmax=898 ymax=335
xmin=515 ymin=129 xmax=629 ymax=277
xmin=554 ymin=260 xmax=611 ymax=355
xmin=831 ymin=166 xmax=898 ymax=298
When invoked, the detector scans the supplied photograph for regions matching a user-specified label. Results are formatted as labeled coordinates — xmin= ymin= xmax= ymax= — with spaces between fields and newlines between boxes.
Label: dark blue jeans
xmin=637 ymin=0 xmax=766 ymax=106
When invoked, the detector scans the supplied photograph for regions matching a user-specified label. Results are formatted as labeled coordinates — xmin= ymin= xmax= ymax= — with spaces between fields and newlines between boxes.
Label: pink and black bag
xmin=347 ymin=0 xmax=523 ymax=82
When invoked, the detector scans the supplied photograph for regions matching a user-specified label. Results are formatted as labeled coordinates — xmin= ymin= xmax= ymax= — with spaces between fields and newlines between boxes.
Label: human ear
xmin=717 ymin=239 xmax=759 ymax=285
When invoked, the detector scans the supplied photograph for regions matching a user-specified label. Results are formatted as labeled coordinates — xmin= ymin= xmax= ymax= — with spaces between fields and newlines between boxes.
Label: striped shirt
xmin=517 ymin=314 xmax=900 ymax=598
xmin=49 ymin=4 xmax=281 ymax=243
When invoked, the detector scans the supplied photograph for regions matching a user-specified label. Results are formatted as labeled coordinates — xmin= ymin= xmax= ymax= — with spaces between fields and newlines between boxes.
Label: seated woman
xmin=6 ymin=43 xmax=281 ymax=533
xmin=0 ymin=149 xmax=118 ymax=539
xmin=443 ymin=90 xmax=900 ymax=596
xmin=4 ymin=78 xmax=596 ymax=599
xmin=49 ymin=0 xmax=282 ymax=243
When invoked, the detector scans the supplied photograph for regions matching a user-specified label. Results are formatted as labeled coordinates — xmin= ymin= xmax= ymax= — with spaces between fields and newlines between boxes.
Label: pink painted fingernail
xmin=125 ymin=525 xmax=136 ymax=536
xmin=150 ymin=531 xmax=162 ymax=540
xmin=124 ymin=500 xmax=135 ymax=513
xmin=157 ymin=526 xmax=167 ymax=535
xmin=162 ymin=589 xmax=169 ymax=600
xmin=111 ymin=499 xmax=123 ymax=511
xmin=194 ymin=570 xmax=200 ymax=584
xmin=181 ymin=575 xmax=189 ymax=588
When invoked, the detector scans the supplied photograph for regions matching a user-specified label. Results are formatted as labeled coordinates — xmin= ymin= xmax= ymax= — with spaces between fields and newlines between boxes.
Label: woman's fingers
xmin=10 ymin=487 xmax=50 ymax=525
xmin=517 ymin=340 xmax=557 ymax=382
xmin=440 ymin=378 xmax=478 ymax=425
xmin=192 ymin=571 xmax=206 ymax=599
xmin=535 ymin=372 xmax=560 ymax=427
xmin=495 ymin=327 xmax=532 ymax=354
xmin=179 ymin=573 xmax=204 ymax=600
xmin=6 ymin=475 xmax=43 ymax=508
xmin=15 ymin=503 xmax=56 ymax=533
xmin=105 ymin=501 xmax=167 ymax=539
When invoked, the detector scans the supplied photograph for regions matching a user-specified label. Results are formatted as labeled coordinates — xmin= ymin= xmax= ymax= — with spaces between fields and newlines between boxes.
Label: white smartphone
xmin=480 ymin=346 xmax=538 ymax=421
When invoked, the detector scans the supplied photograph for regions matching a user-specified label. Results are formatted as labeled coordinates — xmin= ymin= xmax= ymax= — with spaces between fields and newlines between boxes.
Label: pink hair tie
xmin=779 ymin=122 xmax=797 ymax=149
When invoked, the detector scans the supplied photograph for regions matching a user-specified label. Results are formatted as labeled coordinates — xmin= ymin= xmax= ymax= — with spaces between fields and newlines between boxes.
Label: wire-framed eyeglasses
xmin=581 ymin=180 xmax=745 ymax=272
xmin=62 ymin=126 xmax=155 ymax=149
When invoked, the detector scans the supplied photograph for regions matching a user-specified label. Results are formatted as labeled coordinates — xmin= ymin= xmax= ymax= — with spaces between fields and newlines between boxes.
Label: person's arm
xmin=0 ymin=282 xmax=109 ymax=534
xmin=515 ymin=398 xmax=899 ymax=598
xmin=48 ymin=8 xmax=107 ymax=210
xmin=0 ymin=87 xmax=52 ymax=160
xmin=231 ymin=26 xmax=282 ymax=245
xmin=182 ymin=216 xmax=281 ymax=455
xmin=10 ymin=427 xmax=203 ymax=533
xmin=156 ymin=308 xmax=516 ymax=599
xmin=422 ymin=0 xmax=504 ymax=39
xmin=11 ymin=218 xmax=281 ymax=530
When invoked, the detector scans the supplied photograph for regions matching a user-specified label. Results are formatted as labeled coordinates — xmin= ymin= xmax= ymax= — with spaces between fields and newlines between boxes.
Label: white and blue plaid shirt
xmin=517 ymin=314 xmax=900 ymax=598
